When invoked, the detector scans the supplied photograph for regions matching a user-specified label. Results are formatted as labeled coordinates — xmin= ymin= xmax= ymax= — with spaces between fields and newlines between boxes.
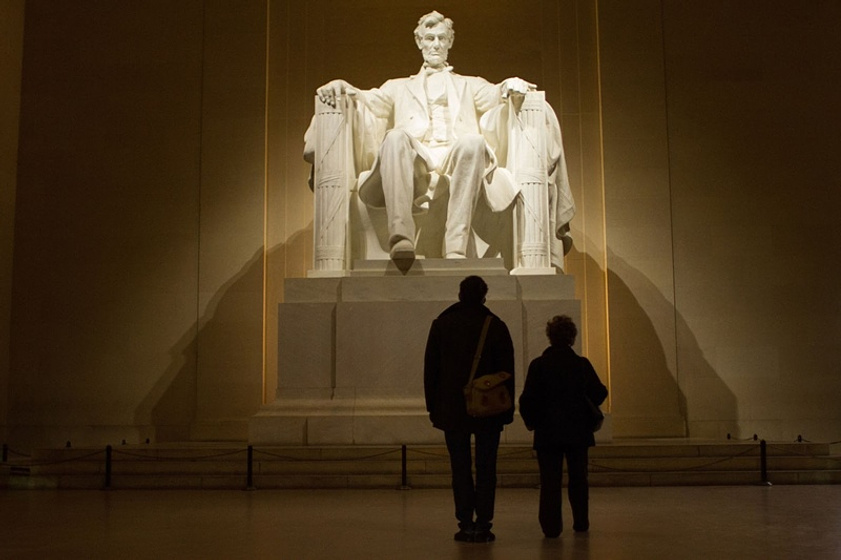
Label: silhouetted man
xmin=424 ymin=275 xmax=515 ymax=542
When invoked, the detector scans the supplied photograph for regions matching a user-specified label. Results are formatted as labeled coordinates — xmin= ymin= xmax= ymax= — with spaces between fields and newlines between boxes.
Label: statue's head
xmin=414 ymin=11 xmax=454 ymax=69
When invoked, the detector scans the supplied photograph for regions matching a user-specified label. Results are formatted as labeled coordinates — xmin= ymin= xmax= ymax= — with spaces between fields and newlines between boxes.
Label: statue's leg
xmin=379 ymin=129 xmax=421 ymax=256
xmin=444 ymin=134 xmax=486 ymax=258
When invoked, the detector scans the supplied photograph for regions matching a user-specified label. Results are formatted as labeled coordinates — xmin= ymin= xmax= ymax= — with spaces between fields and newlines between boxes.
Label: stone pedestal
xmin=249 ymin=259 xmax=610 ymax=445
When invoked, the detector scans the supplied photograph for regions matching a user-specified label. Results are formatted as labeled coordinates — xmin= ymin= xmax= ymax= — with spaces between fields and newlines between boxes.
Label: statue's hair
xmin=546 ymin=315 xmax=578 ymax=347
xmin=414 ymin=11 xmax=454 ymax=46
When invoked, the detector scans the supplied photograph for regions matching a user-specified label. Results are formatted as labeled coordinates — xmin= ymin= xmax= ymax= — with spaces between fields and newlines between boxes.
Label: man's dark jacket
xmin=519 ymin=344 xmax=608 ymax=448
xmin=424 ymin=301 xmax=515 ymax=432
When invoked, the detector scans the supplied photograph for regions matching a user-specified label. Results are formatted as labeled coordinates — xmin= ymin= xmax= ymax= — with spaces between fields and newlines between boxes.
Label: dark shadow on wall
xmin=134 ymin=223 xmax=313 ymax=443
xmin=135 ymin=219 xmax=739 ymax=442
xmin=603 ymin=249 xmax=739 ymax=438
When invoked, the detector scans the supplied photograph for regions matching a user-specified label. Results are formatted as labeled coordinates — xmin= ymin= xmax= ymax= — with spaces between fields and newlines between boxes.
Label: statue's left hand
xmin=501 ymin=77 xmax=537 ymax=99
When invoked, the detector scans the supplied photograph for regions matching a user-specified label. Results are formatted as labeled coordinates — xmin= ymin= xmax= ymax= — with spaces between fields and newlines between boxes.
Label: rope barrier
xmin=402 ymin=447 xmax=449 ymax=458
xmin=727 ymin=433 xmax=760 ymax=442
xmin=253 ymin=447 xmax=401 ymax=462
xmin=2 ymin=449 xmax=104 ymax=468
xmin=795 ymin=438 xmax=841 ymax=445
xmin=3 ymin=446 xmax=32 ymax=460
xmin=110 ymin=448 xmax=246 ymax=461
xmin=2 ymin=437 xmax=839 ymax=490
xmin=765 ymin=442 xmax=841 ymax=468
xmin=587 ymin=444 xmax=759 ymax=474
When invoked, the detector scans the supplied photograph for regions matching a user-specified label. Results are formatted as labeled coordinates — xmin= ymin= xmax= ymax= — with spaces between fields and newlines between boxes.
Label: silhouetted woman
xmin=519 ymin=315 xmax=608 ymax=537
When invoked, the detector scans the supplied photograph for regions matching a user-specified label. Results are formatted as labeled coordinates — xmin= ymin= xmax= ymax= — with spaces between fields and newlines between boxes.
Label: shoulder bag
xmin=463 ymin=316 xmax=512 ymax=418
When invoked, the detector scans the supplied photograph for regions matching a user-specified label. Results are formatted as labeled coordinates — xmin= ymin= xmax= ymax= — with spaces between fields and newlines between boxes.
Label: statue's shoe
xmin=390 ymin=239 xmax=415 ymax=260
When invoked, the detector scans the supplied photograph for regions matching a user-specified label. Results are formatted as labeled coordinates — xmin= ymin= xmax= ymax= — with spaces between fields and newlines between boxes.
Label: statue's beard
xmin=423 ymin=51 xmax=448 ymax=66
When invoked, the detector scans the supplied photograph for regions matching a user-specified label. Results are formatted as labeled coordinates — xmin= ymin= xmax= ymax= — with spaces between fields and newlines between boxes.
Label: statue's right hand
xmin=317 ymin=79 xmax=357 ymax=107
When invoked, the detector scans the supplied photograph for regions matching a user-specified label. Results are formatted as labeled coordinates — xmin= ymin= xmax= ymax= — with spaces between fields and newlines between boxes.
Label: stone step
xmin=3 ymin=441 xmax=839 ymax=490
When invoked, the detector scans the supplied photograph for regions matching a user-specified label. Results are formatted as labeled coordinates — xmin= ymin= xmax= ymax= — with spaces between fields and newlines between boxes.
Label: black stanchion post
xmin=246 ymin=445 xmax=255 ymax=490
xmin=104 ymin=445 xmax=112 ymax=490
xmin=759 ymin=439 xmax=772 ymax=486
xmin=400 ymin=444 xmax=411 ymax=490
xmin=2 ymin=443 xmax=7 ymax=463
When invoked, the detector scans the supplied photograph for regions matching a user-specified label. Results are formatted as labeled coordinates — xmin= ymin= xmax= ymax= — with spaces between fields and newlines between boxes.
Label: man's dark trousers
xmin=444 ymin=430 xmax=501 ymax=530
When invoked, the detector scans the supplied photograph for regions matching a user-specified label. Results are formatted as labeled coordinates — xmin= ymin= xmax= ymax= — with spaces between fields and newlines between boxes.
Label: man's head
xmin=414 ymin=11 xmax=454 ymax=69
xmin=458 ymin=275 xmax=488 ymax=306
xmin=546 ymin=315 xmax=577 ymax=347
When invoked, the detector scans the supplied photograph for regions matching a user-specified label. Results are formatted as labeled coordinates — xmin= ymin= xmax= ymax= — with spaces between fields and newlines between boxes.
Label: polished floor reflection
xmin=2 ymin=486 xmax=840 ymax=559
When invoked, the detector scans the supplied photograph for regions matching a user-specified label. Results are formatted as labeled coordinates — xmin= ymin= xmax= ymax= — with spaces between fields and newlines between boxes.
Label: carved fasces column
xmin=510 ymin=91 xmax=555 ymax=275
xmin=310 ymin=96 xmax=353 ymax=276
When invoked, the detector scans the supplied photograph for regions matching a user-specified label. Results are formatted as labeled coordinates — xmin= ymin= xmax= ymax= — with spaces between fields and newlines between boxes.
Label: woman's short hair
xmin=546 ymin=315 xmax=577 ymax=347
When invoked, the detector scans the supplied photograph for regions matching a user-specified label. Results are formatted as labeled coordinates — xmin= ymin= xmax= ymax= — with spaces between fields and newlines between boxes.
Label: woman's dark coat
xmin=519 ymin=344 xmax=608 ymax=449
xmin=424 ymin=301 xmax=516 ymax=432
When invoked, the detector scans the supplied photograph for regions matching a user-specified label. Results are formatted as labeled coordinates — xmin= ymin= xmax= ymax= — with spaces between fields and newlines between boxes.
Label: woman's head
xmin=546 ymin=315 xmax=577 ymax=347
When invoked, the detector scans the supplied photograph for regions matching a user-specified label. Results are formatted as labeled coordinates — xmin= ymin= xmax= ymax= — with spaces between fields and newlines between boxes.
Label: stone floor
xmin=2 ymin=485 xmax=840 ymax=559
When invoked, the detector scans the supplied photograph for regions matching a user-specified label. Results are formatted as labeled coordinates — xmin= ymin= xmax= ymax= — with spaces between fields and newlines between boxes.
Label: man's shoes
xmin=472 ymin=529 xmax=496 ymax=543
xmin=453 ymin=529 xmax=473 ymax=542
xmin=389 ymin=239 xmax=415 ymax=260
xmin=454 ymin=522 xmax=495 ymax=543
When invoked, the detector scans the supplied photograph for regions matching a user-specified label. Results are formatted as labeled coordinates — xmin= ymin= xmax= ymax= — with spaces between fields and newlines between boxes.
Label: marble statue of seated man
xmin=307 ymin=10 xmax=575 ymax=265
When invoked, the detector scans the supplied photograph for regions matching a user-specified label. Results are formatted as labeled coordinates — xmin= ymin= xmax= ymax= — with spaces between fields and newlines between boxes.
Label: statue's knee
xmin=381 ymin=129 xmax=412 ymax=151
xmin=454 ymin=133 xmax=485 ymax=155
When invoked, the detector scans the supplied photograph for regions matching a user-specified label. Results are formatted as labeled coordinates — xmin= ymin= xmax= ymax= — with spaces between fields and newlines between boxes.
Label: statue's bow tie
xmin=424 ymin=64 xmax=453 ymax=75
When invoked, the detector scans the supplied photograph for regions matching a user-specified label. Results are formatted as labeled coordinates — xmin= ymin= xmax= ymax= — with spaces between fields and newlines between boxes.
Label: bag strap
xmin=467 ymin=316 xmax=493 ymax=386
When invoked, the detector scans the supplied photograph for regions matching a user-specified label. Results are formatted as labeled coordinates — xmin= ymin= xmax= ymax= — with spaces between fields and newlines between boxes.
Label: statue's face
xmin=419 ymin=22 xmax=451 ymax=68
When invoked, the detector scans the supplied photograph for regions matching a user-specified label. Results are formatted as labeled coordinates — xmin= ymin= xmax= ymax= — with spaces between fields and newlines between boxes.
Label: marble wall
xmin=4 ymin=0 xmax=840 ymax=447
xmin=9 ymin=1 xmax=266 ymax=446
xmin=600 ymin=0 xmax=841 ymax=439
xmin=0 ymin=0 xmax=25 ymax=443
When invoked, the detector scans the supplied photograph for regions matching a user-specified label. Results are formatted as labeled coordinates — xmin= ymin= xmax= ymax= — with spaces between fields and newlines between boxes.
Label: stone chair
xmin=303 ymin=91 xmax=573 ymax=276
